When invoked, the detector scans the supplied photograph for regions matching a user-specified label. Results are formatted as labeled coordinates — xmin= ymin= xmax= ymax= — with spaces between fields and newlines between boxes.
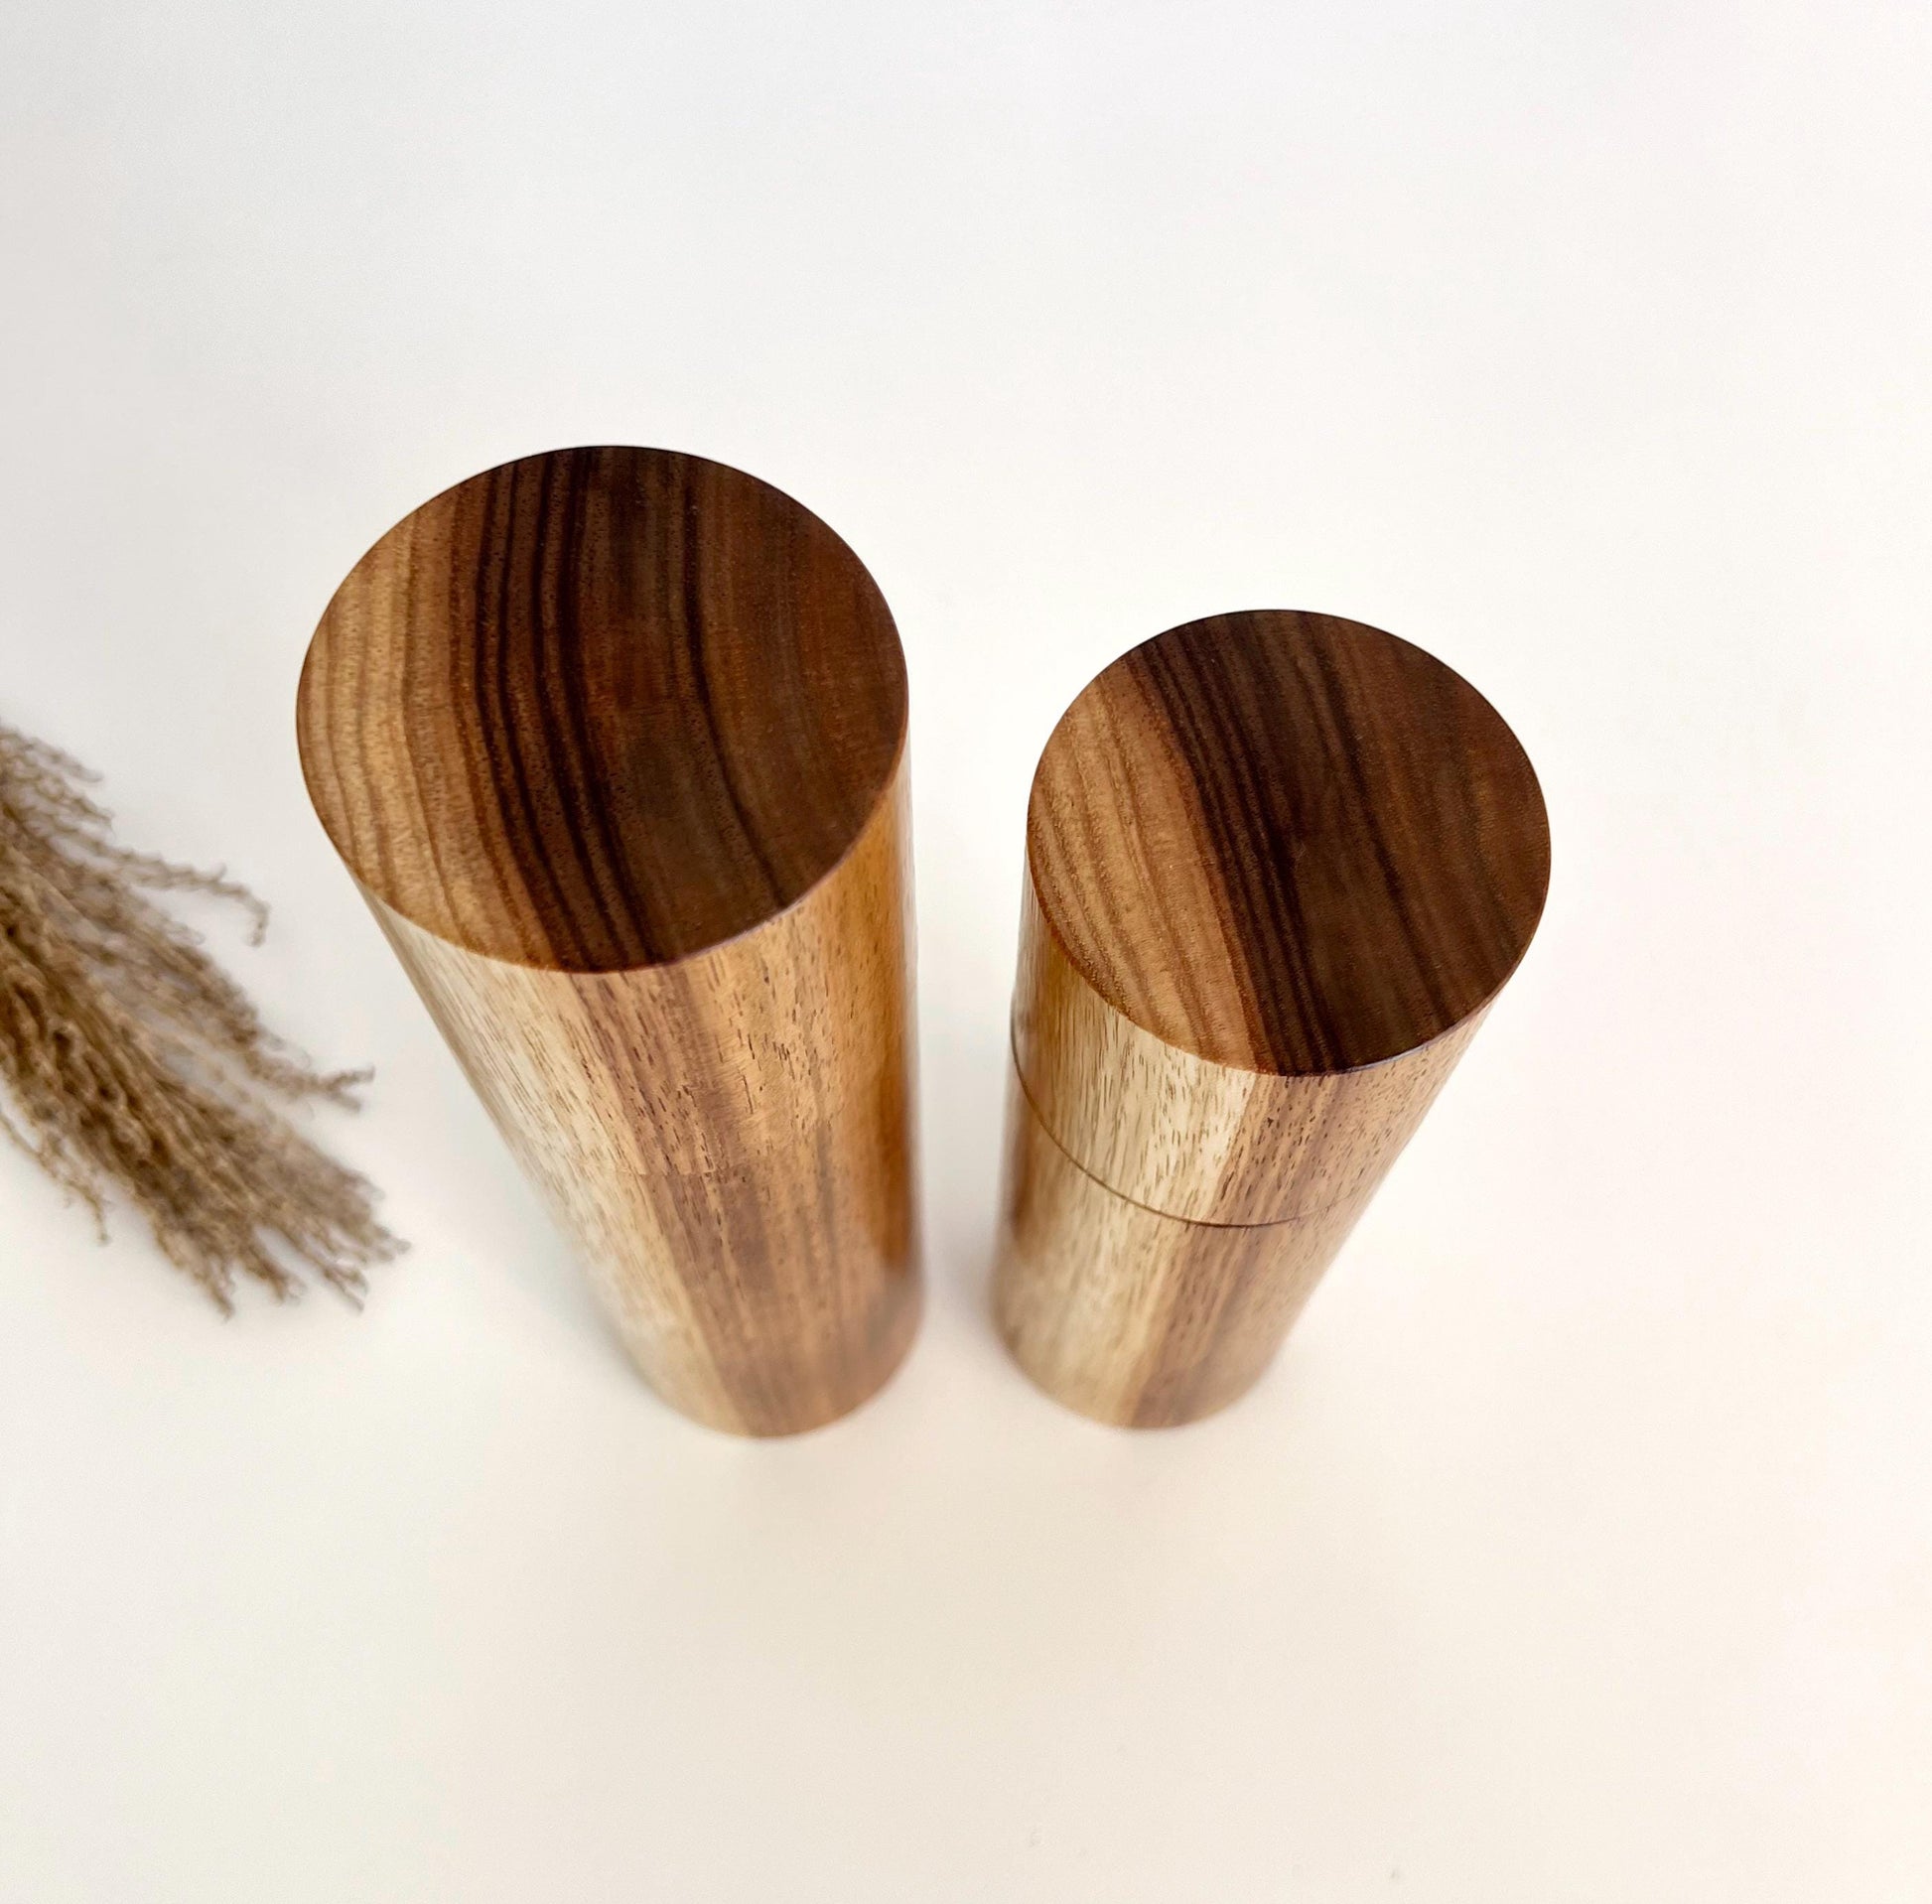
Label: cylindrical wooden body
xmin=995 ymin=611 xmax=1550 ymax=1428
xmin=298 ymin=447 xmax=919 ymax=1434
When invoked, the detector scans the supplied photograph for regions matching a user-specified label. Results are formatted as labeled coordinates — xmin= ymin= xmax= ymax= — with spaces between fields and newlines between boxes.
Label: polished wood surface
xmin=997 ymin=611 xmax=1549 ymax=1427
xmin=300 ymin=448 xmax=918 ymax=1433
xmin=299 ymin=446 xmax=906 ymax=972
xmin=1028 ymin=610 xmax=1548 ymax=1076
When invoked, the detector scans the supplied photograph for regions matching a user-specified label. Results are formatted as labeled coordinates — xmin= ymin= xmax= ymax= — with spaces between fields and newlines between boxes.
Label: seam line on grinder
xmin=1005 ymin=1018 xmax=1357 ymax=1234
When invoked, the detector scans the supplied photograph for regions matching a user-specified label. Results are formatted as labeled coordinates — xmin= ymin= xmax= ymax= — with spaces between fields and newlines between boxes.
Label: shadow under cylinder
xmin=996 ymin=611 xmax=1551 ymax=1428
xmin=298 ymin=447 xmax=920 ymax=1434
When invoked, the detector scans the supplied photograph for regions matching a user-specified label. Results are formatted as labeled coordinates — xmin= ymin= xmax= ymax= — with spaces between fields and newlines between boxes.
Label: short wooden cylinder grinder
xmin=995 ymin=611 xmax=1550 ymax=1427
xmin=299 ymin=447 xmax=919 ymax=1434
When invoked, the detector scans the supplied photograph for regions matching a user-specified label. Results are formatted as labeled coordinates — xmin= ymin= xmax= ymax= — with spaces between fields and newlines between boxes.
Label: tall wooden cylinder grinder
xmin=996 ymin=611 xmax=1550 ymax=1427
xmin=299 ymin=447 xmax=920 ymax=1434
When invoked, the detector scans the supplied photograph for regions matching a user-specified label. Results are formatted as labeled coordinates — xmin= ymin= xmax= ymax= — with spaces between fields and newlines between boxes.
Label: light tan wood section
xmin=997 ymin=611 xmax=1550 ymax=1427
xmin=995 ymin=1066 xmax=1363 ymax=1428
xmin=298 ymin=448 xmax=919 ymax=1434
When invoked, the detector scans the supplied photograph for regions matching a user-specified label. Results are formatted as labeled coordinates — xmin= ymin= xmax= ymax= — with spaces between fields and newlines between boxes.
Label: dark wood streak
xmin=676 ymin=479 xmax=787 ymax=919
xmin=508 ymin=457 xmax=613 ymax=966
xmin=1298 ymin=633 xmax=1459 ymax=1037
xmin=547 ymin=457 xmax=638 ymax=963
xmin=1134 ymin=629 xmax=1344 ymax=1072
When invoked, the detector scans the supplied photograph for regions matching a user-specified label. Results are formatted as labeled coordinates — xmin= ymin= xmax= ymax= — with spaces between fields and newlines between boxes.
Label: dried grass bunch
xmin=0 ymin=722 xmax=401 ymax=1309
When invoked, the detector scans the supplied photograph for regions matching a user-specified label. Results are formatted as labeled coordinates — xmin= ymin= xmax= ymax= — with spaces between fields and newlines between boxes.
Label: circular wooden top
xmin=298 ymin=448 xmax=907 ymax=972
xmin=1027 ymin=611 xmax=1550 ymax=1076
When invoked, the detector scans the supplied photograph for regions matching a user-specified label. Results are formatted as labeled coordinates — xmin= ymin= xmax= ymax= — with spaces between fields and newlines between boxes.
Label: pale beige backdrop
xmin=1 ymin=3 xmax=1926 ymax=1899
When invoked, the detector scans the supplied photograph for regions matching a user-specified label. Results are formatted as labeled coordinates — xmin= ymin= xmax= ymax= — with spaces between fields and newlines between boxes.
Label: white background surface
xmin=2 ymin=4 xmax=1927 ymax=1898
